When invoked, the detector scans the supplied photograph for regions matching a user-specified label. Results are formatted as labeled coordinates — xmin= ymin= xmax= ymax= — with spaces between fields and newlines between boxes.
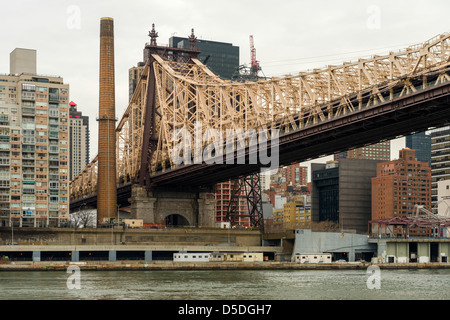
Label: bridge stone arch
xmin=129 ymin=185 xmax=215 ymax=227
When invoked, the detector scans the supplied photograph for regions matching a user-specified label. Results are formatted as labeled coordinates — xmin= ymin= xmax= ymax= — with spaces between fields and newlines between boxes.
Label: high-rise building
xmin=335 ymin=141 xmax=391 ymax=161
xmin=128 ymin=32 xmax=240 ymax=101
xmin=169 ymin=36 xmax=239 ymax=80
xmin=406 ymin=131 xmax=431 ymax=166
xmin=128 ymin=64 xmax=145 ymax=102
xmin=371 ymin=148 xmax=432 ymax=236
xmin=431 ymin=126 xmax=450 ymax=204
xmin=311 ymin=159 xmax=381 ymax=234
xmin=0 ymin=48 xmax=70 ymax=227
xmin=69 ymin=101 xmax=90 ymax=180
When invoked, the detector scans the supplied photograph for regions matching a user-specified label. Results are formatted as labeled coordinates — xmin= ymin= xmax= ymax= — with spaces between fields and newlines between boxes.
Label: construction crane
xmin=231 ymin=35 xmax=265 ymax=82
xmin=249 ymin=35 xmax=260 ymax=78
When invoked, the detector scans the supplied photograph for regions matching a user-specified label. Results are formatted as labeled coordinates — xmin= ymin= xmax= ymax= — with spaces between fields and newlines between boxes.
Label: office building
xmin=0 ymin=48 xmax=70 ymax=227
xmin=128 ymin=33 xmax=240 ymax=101
xmin=311 ymin=159 xmax=381 ymax=234
xmin=406 ymin=131 xmax=431 ymax=166
xmin=69 ymin=101 xmax=90 ymax=180
xmin=169 ymin=36 xmax=239 ymax=80
xmin=431 ymin=126 xmax=450 ymax=204
xmin=371 ymin=148 xmax=432 ymax=236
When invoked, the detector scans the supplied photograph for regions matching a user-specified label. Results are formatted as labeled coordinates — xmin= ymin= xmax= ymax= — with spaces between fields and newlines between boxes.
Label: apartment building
xmin=69 ymin=101 xmax=90 ymax=180
xmin=371 ymin=148 xmax=432 ymax=236
xmin=0 ymin=48 xmax=70 ymax=227
xmin=272 ymin=195 xmax=311 ymax=230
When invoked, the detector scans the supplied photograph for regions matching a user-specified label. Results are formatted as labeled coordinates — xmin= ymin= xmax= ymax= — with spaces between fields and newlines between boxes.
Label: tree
xmin=71 ymin=209 xmax=96 ymax=228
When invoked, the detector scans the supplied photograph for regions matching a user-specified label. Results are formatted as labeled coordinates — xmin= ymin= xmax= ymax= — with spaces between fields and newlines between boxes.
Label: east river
xmin=0 ymin=268 xmax=449 ymax=300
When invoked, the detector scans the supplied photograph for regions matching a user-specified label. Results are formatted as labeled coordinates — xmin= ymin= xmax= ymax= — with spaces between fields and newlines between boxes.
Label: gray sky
xmin=2 ymin=0 xmax=449 ymax=168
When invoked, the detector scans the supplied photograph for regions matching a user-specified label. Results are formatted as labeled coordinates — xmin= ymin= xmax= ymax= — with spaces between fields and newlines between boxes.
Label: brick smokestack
xmin=97 ymin=17 xmax=117 ymax=226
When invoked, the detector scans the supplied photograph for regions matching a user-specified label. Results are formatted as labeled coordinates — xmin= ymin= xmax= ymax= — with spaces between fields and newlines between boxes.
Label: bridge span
xmin=69 ymin=21 xmax=450 ymax=229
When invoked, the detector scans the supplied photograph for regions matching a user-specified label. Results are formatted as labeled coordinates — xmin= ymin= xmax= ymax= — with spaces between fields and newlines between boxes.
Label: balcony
xmin=49 ymin=93 xmax=59 ymax=103
xmin=49 ymin=161 xmax=59 ymax=168
xmin=49 ymin=146 xmax=59 ymax=154
xmin=21 ymin=92 xmax=35 ymax=101
xmin=0 ymin=135 xmax=10 ymax=143
xmin=22 ymin=160 xmax=35 ymax=167
xmin=22 ymin=108 xmax=35 ymax=116
xmin=49 ymin=132 xmax=59 ymax=139
xmin=22 ymin=173 xmax=35 ymax=181
xmin=0 ymin=143 xmax=10 ymax=151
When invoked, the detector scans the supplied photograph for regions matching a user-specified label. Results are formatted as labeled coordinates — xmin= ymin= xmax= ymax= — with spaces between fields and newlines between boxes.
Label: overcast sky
xmin=2 ymin=0 xmax=449 ymax=169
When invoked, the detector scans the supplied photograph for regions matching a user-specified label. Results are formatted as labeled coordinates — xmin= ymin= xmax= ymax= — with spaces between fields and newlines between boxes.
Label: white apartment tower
xmin=0 ymin=48 xmax=70 ymax=227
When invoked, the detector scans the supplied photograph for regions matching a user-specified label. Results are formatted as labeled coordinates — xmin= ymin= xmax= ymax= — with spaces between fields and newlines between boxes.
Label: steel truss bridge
xmin=70 ymin=30 xmax=450 ymax=227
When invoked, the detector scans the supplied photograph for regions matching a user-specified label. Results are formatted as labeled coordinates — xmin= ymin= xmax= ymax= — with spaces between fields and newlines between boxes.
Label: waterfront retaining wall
xmin=0 ymin=227 xmax=262 ymax=247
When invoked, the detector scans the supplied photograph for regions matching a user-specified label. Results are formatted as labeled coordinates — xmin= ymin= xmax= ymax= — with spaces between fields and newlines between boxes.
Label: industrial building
xmin=370 ymin=238 xmax=450 ymax=263
xmin=293 ymin=229 xmax=376 ymax=262
xmin=0 ymin=48 xmax=70 ymax=227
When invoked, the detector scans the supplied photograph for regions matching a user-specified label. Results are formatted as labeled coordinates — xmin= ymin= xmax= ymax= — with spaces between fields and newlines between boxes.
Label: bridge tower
xmin=97 ymin=17 xmax=117 ymax=226
xmin=128 ymin=25 xmax=216 ymax=228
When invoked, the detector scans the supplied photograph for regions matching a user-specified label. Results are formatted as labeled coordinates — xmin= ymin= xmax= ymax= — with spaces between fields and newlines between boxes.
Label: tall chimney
xmin=97 ymin=17 xmax=117 ymax=226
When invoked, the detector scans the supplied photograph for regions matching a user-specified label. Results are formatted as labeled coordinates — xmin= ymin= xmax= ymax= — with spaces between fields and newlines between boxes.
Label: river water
xmin=1 ymin=269 xmax=449 ymax=300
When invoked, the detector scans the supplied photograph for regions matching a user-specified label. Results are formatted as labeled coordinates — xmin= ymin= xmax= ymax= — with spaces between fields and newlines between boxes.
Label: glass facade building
xmin=406 ymin=131 xmax=431 ymax=166
xmin=169 ymin=36 xmax=239 ymax=80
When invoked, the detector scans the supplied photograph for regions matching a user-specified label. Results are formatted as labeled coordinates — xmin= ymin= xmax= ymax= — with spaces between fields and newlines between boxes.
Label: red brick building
xmin=372 ymin=148 xmax=432 ymax=236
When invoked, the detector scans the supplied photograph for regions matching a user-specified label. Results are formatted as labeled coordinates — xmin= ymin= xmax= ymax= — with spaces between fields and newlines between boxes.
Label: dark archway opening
xmin=165 ymin=214 xmax=190 ymax=227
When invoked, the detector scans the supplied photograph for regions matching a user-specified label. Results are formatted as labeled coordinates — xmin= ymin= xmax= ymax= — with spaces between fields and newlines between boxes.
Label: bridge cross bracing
xmin=70 ymin=32 xmax=450 ymax=203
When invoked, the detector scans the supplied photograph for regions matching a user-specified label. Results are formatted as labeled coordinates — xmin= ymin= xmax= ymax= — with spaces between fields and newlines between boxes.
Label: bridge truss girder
xmin=70 ymin=32 xmax=450 ymax=203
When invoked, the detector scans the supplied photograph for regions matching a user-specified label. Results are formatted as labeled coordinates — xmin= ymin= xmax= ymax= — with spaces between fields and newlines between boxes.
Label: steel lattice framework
xmin=70 ymin=32 xmax=450 ymax=203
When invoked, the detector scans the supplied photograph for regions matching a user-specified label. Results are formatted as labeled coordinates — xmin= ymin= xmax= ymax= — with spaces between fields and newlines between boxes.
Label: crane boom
xmin=249 ymin=35 xmax=258 ymax=76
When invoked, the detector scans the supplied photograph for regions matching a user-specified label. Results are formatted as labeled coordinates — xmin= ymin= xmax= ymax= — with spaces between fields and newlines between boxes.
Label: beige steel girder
xmin=70 ymin=32 xmax=450 ymax=202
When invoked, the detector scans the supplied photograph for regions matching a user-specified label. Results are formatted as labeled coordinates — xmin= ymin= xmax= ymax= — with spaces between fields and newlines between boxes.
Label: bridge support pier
xmin=71 ymin=251 xmax=80 ymax=262
xmin=129 ymin=185 xmax=157 ymax=223
xmin=32 ymin=251 xmax=40 ymax=262
xmin=128 ymin=185 xmax=216 ymax=228
xmin=145 ymin=251 xmax=153 ymax=262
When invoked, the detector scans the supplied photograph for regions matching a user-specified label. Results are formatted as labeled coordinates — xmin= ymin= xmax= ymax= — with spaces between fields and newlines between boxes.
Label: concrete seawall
xmin=1 ymin=261 xmax=449 ymax=271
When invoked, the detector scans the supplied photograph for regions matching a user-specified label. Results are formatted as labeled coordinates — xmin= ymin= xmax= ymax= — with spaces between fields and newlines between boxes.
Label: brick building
xmin=371 ymin=148 xmax=432 ymax=236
